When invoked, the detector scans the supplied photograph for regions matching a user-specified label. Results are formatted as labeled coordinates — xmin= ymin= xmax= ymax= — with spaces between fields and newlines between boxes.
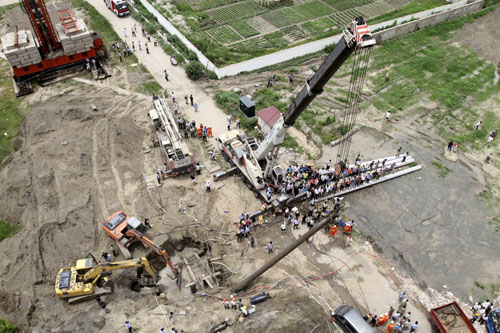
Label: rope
xmin=336 ymin=46 xmax=372 ymax=164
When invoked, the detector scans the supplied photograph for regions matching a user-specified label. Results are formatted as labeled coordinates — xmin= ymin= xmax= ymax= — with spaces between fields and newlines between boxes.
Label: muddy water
xmin=317 ymin=128 xmax=500 ymax=299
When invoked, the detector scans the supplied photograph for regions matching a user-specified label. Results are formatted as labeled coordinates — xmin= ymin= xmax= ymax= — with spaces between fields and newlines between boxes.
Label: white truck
xmin=104 ymin=0 xmax=130 ymax=16
xmin=149 ymin=95 xmax=195 ymax=176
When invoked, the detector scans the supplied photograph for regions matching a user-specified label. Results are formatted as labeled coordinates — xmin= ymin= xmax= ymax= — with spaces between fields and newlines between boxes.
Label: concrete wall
xmin=374 ymin=0 xmax=484 ymax=43
xmin=136 ymin=0 xmax=220 ymax=76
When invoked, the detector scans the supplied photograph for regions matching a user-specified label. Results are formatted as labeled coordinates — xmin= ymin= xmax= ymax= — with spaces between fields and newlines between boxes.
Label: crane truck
xmin=149 ymin=95 xmax=196 ymax=176
xmin=217 ymin=17 xmax=375 ymax=201
xmin=103 ymin=211 xmax=177 ymax=276
xmin=55 ymin=255 xmax=157 ymax=304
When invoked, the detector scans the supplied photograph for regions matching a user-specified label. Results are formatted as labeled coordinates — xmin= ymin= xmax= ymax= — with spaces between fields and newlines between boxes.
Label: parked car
xmin=331 ymin=305 xmax=375 ymax=333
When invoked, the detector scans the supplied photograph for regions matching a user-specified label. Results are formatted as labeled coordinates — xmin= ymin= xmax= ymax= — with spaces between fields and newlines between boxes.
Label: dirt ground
xmin=454 ymin=6 xmax=500 ymax=65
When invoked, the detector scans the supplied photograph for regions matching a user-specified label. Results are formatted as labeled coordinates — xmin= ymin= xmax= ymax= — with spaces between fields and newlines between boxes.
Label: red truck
xmin=430 ymin=302 xmax=477 ymax=333
xmin=104 ymin=0 xmax=130 ymax=16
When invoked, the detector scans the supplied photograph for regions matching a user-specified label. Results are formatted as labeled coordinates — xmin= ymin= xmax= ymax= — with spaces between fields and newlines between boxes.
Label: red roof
xmin=256 ymin=106 xmax=281 ymax=127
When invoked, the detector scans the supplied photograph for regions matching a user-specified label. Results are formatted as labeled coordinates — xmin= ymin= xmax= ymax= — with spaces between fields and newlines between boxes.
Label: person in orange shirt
xmin=386 ymin=320 xmax=395 ymax=332
xmin=344 ymin=224 xmax=351 ymax=234
xmin=329 ymin=225 xmax=338 ymax=238
xmin=376 ymin=313 xmax=389 ymax=326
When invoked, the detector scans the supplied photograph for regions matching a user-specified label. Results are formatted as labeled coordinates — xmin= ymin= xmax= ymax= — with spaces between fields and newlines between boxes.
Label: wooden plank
xmin=202 ymin=275 xmax=214 ymax=289
xmin=183 ymin=257 xmax=197 ymax=283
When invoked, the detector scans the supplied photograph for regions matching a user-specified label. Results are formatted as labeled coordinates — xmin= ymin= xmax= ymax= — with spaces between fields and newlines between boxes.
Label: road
xmin=85 ymin=0 xmax=229 ymax=142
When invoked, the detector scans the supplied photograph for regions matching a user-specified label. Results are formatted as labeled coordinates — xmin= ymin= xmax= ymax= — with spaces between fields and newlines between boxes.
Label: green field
xmin=170 ymin=0 xmax=448 ymax=65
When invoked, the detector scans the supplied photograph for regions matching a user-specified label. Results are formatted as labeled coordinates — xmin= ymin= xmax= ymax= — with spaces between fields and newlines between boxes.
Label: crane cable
xmin=336 ymin=45 xmax=372 ymax=164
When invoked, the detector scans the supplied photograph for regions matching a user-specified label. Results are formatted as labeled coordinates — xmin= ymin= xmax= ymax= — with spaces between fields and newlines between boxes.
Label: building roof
xmin=256 ymin=106 xmax=281 ymax=127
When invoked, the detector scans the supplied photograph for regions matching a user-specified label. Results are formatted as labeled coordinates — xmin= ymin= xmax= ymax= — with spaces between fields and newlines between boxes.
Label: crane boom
xmin=254 ymin=17 xmax=375 ymax=163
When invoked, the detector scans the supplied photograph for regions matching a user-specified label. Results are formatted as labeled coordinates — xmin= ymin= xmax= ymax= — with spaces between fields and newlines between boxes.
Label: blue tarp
xmin=488 ymin=308 xmax=500 ymax=333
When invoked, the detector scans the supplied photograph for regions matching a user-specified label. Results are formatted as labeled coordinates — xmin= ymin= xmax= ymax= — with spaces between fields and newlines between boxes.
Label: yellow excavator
xmin=55 ymin=254 xmax=158 ymax=304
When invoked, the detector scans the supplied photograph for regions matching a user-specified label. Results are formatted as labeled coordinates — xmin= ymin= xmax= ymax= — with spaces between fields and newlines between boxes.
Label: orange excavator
xmin=103 ymin=211 xmax=176 ymax=275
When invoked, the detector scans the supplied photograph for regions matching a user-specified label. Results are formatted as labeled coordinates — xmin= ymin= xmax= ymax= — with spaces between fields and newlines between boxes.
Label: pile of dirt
xmin=0 ymin=85 xmax=153 ymax=330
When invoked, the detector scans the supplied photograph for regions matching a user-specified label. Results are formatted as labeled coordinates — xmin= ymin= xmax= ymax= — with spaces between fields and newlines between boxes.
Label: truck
xmin=149 ymin=95 xmax=195 ymax=176
xmin=216 ymin=17 xmax=375 ymax=201
xmin=104 ymin=0 xmax=130 ymax=16
xmin=430 ymin=302 xmax=477 ymax=333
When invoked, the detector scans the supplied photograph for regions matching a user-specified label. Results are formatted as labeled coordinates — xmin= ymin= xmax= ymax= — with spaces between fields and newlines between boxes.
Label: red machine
xmin=103 ymin=211 xmax=177 ymax=275
xmin=7 ymin=0 xmax=108 ymax=96
xmin=430 ymin=302 xmax=477 ymax=333
xmin=104 ymin=0 xmax=130 ymax=16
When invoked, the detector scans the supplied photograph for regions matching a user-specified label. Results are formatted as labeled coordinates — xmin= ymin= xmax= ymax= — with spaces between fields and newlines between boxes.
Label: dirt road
xmin=86 ymin=0 xmax=229 ymax=140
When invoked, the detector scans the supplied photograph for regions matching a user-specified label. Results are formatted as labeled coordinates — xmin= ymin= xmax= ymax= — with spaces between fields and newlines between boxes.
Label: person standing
xmin=196 ymin=163 xmax=201 ymax=175
xmin=205 ymin=180 xmax=211 ymax=192
xmin=118 ymin=51 xmax=122 ymax=62
xmin=227 ymin=120 xmax=231 ymax=131
xmin=288 ymin=73 xmax=293 ymax=83
xmin=268 ymin=241 xmax=274 ymax=253
xmin=281 ymin=221 xmax=286 ymax=233
xmin=145 ymin=44 xmax=149 ymax=54
xmin=410 ymin=321 xmax=419 ymax=332
xmin=447 ymin=140 xmax=453 ymax=151
xmin=194 ymin=103 xmax=199 ymax=112
xmin=123 ymin=27 xmax=127 ymax=37
xmin=329 ymin=225 xmax=338 ymax=238
xmin=475 ymin=120 xmax=482 ymax=130
xmin=190 ymin=94 xmax=194 ymax=106
xmin=138 ymin=40 xmax=142 ymax=50
xmin=345 ymin=235 xmax=353 ymax=247
xmin=485 ymin=153 xmax=492 ymax=163
xmin=164 ymin=70 xmax=169 ymax=82
xmin=250 ymin=236 xmax=255 ymax=248
xmin=157 ymin=172 xmax=161 ymax=185
xmin=125 ymin=321 xmax=132 ymax=333
xmin=110 ymin=244 xmax=116 ymax=257
xmin=385 ymin=111 xmax=391 ymax=120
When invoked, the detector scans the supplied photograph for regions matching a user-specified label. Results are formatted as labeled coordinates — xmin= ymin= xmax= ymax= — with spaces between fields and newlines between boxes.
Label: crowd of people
xmin=263 ymin=154 xmax=404 ymax=204
xmin=470 ymin=299 xmax=494 ymax=326
xmin=362 ymin=292 xmax=420 ymax=332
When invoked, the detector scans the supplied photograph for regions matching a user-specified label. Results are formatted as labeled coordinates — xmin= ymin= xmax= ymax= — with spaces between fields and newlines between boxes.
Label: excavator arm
xmin=82 ymin=257 xmax=156 ymax=282
xmin=127 ymin=230 xmax=177 ymax=275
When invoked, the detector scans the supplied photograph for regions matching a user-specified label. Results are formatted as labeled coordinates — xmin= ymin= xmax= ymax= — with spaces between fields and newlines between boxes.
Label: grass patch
xmin=368 ymin=8 xmax=500 ymax=149
xmin=369 ymin=0 xmax=446 ymax=24
xmin=0 ymin=221 xmax=20 ymax=243
xmin=141 ymin=80 xmax=163 ymax=95
xmin=474 ymin=281 xmax=486 ymax=289
xmin=214 ymin=90 xmax=257 ymax=132
xmin=0 ymin=61 xmax=28 ymax=163
xmin=431 ymin=161 xmax=450 ymax=177
xmin=0 ymin=3 xmax=18 ymax=18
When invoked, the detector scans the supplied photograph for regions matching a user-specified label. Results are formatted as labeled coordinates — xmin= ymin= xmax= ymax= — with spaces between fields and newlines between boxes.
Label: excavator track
xmin=67 ymin=286 xmax=113 ymax=305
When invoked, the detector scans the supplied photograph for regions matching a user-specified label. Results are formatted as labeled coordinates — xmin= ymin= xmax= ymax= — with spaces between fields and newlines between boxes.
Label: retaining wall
xmin=373 ymin=0 xmax=484 ymax=43
xmin=137 ymin=0 xmax=220 ymax=76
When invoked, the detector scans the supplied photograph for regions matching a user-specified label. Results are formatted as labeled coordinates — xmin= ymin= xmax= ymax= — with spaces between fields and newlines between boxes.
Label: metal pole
xmin=232 ymin=209 xmax=338 ymax=293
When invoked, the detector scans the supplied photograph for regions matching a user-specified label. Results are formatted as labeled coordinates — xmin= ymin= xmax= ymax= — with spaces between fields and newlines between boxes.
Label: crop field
xmin=169 ymin=0 xmax=448 ymax=64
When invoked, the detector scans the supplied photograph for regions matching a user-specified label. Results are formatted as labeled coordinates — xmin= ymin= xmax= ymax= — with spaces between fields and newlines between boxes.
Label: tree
xmin=0 ymin=319 xmax=17 ymax=333
xmin=185 ymin=61 xmax=204 ymax=81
